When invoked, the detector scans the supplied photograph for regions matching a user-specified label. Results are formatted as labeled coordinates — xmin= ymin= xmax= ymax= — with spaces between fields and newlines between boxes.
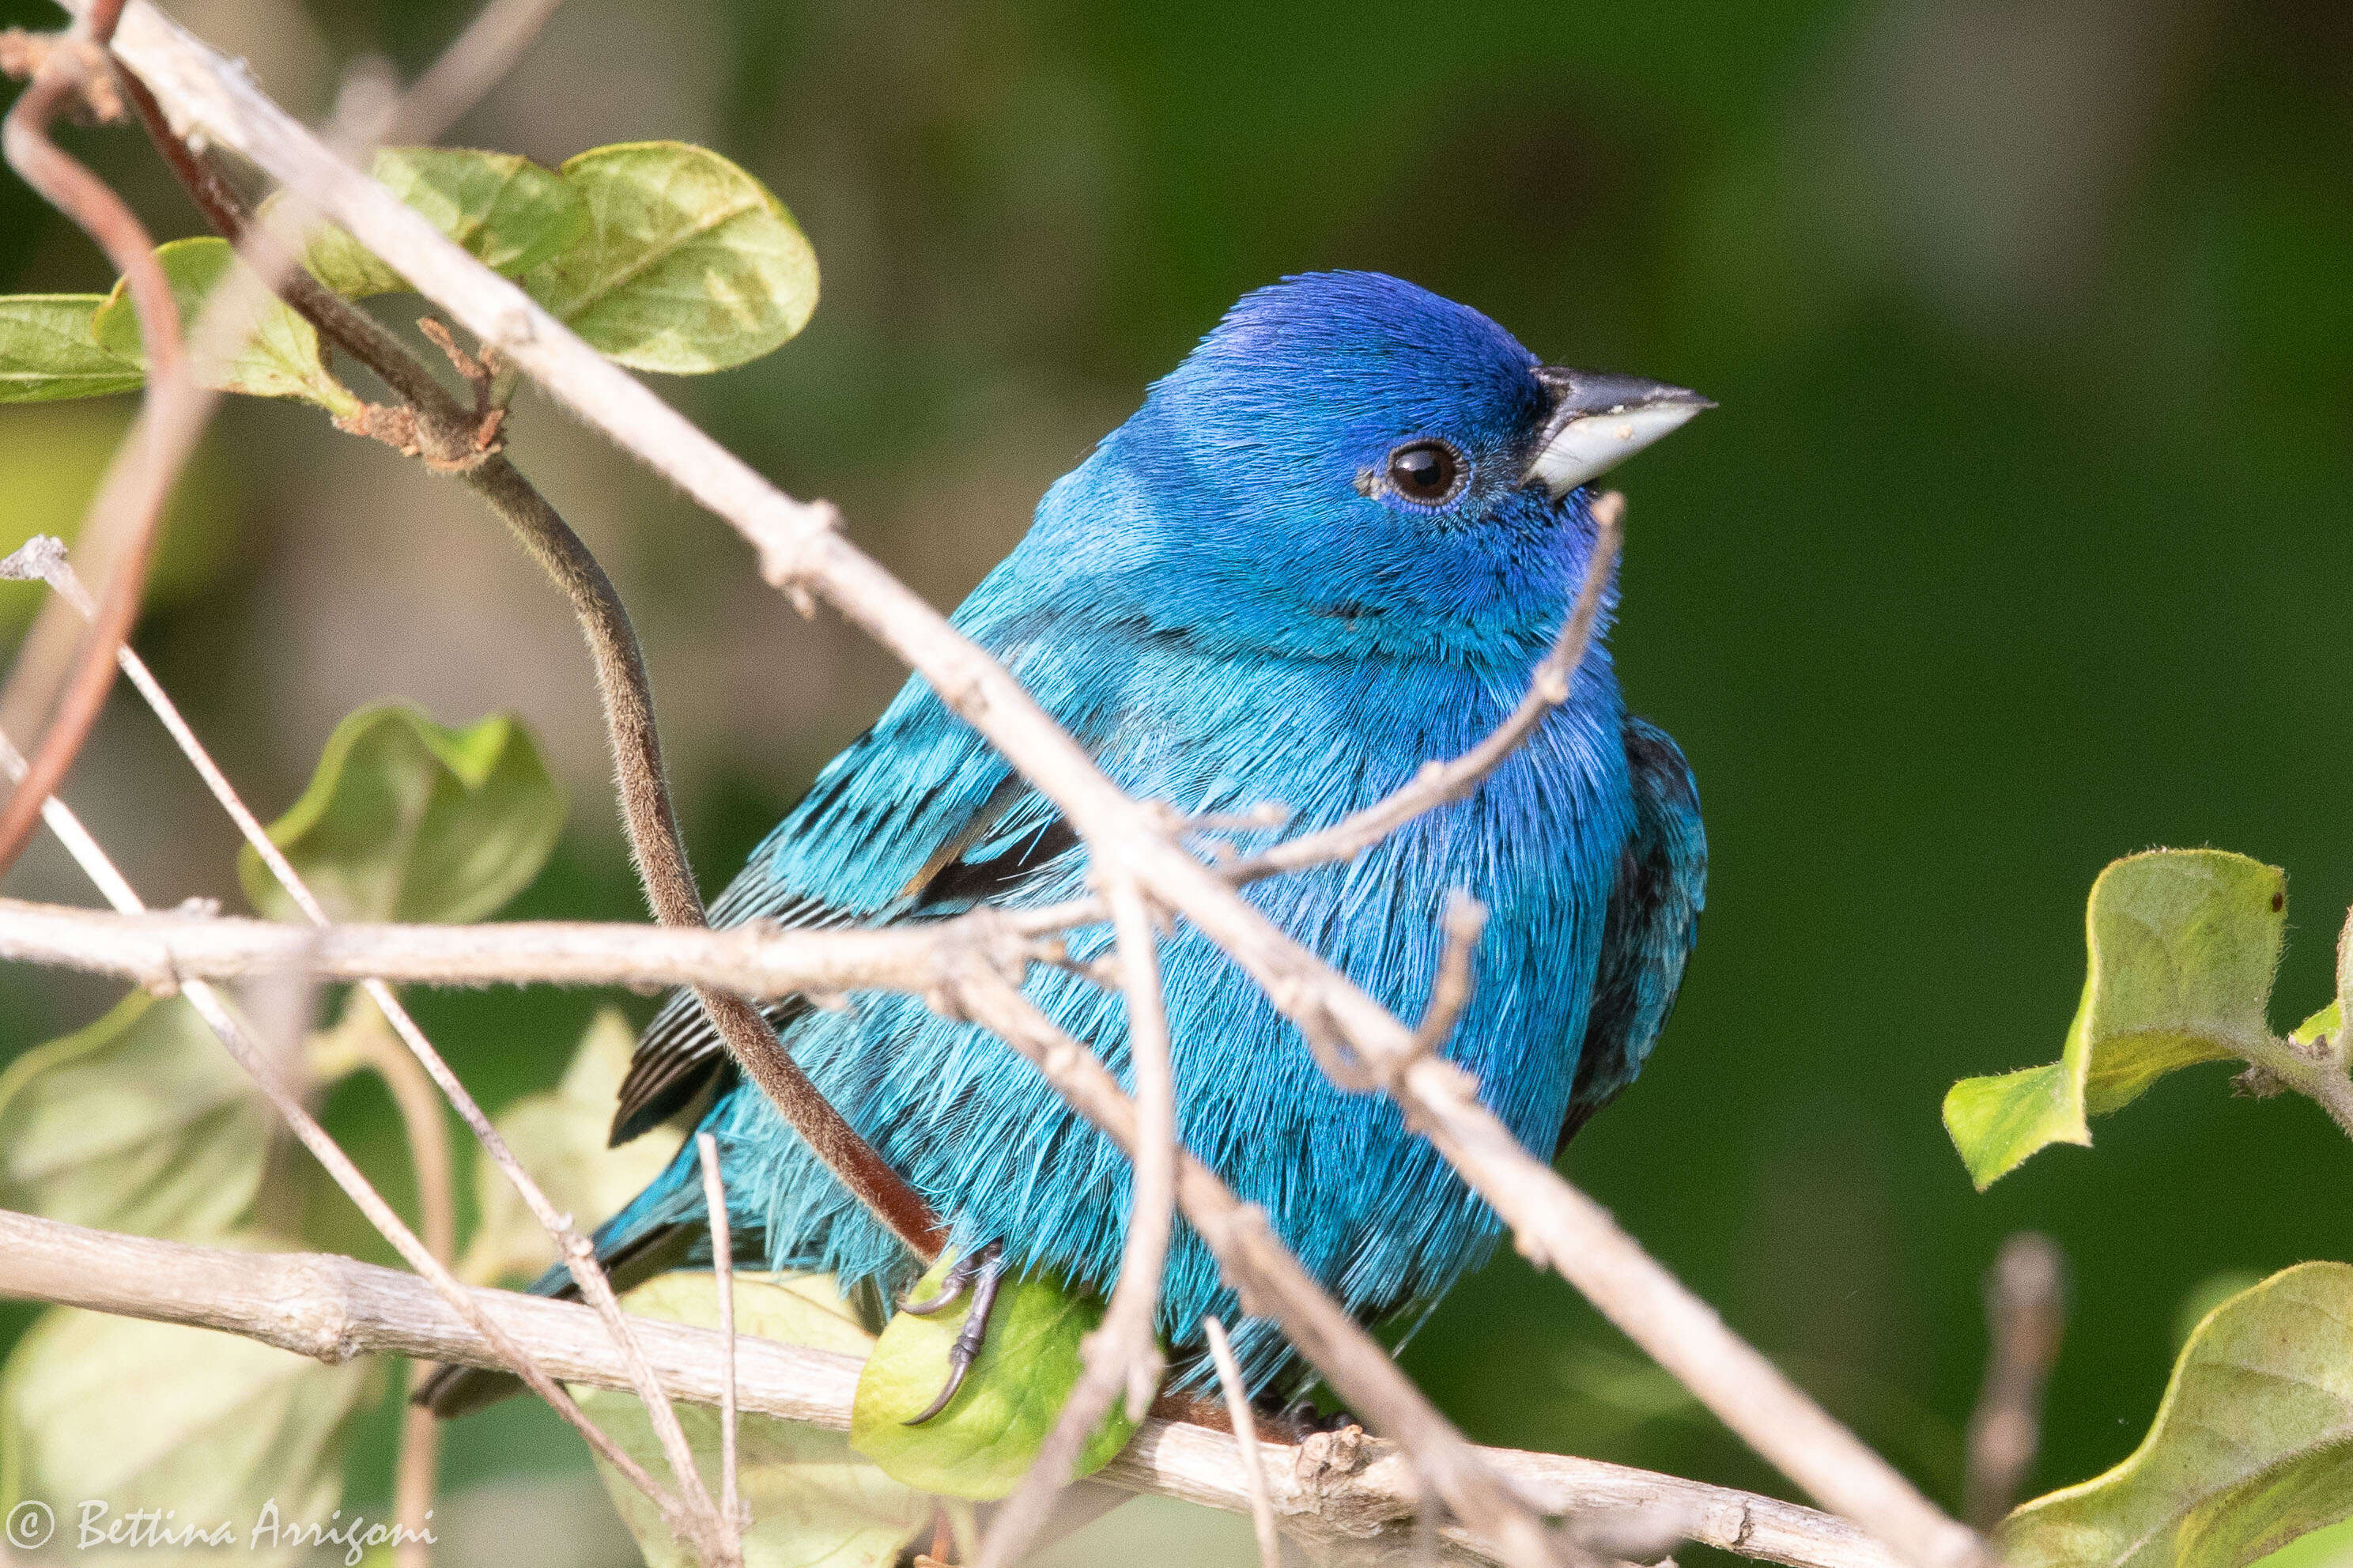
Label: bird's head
xmin=1074 ymin=270 xmax=1707 ymax=664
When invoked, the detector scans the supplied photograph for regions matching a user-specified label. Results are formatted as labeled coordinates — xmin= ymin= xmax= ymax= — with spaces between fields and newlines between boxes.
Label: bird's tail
xmin=414 ymin=1140 xmax=710 ymax=1419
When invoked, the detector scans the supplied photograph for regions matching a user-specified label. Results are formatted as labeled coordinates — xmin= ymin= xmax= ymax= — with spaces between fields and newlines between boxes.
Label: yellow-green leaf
xmin=2000 ymin=1262 xmax=2353 ymax=1568
xmin=520 ymin=141 xmax=818 ymax=373
xmin=576 ymin=1271 xmax=934 ymax=1568
xmin=460 ymin=1008 xmax=686 ymax=1286
xmin=238 ymin=703 xmax=565 ymax=925
xmin=1 ymin=1266 xmax=380 ymax=1566
xmin=1945 ymin=849 xmax=2288 ymax=1188
xmin=276 ymin=146 xmax=586 ymax=298
xmin=0 ymin=405 xmax=240 ymax=638
xmin=0 ymin=993 xmax=274 ymax=1243
xmin=0 ymin=295 xmax=143 ymax=402
xmin=848 ymin=1251 xmax=1146 ymax=1501
xmin=2292 ymin=1001 xmax=2340 ymax=1050
xmin=90 ymin=238 xmax=359 ymax=416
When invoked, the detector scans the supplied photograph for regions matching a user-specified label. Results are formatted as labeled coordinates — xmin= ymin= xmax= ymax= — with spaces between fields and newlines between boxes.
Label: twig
xmin=1203 ymin=1316 xmax=1280 ymax=1568
xmin=0 ymin=0 xmax=183 ymax=878
xmin=0 ymin=720 xmax=705 ymax=1551
xmin=2236 ymin=1030 xmax=2353 ymax=1144
xmin=391 ymin=1392 xmax=442 ymax=1568
xmin=0 ymin=1208 xmax=1905 ymax=1568
xmin=0 ymin=894 xmax=987 ymax=996
xmin=73 ymin=13 xmax=1985 ymax=1563
xmin=974 ymin=878 xmax=1176 ymax=1568
xmin=352 ymin=998 xmax=455 ymax=1568
xmin=111 ymin=79 xmax=947 ymax=1266
xmin=696 ymin=1133 xmax=745 ymax=1547
xmin=1103 ymin=882 xmax=1176 ymax=1429
xmin=1962 ymin=1235 xmax=2065 ymax=1535
xmin=1413 ymin=894 xmax=1489 ymax=1055
xmin=380 ymin=0 xmax=565 ymax=145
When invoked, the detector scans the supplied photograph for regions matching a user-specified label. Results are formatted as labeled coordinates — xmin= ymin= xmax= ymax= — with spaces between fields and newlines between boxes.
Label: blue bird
xmin=421 ymin=270 xmax=1707 ymax=1419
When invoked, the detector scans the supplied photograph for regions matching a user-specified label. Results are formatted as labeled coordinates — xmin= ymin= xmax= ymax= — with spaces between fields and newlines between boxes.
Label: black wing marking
xmin=413 ymin=1215 xmax=713 ymax=1416
xmin=1557 ymin=714 xmax=1705 ymax=1153
xmin=606 ymin=791 xmax=1078 ymax=1147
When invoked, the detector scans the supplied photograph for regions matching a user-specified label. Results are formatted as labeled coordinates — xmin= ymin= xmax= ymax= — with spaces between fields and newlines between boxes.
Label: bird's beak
xmin=1526 ymin=368 xmax=1712 ymax=497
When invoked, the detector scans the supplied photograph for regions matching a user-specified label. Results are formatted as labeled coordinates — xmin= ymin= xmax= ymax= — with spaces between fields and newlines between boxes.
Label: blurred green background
xmin=5 ymin=0 xmax=2352 ymax=1559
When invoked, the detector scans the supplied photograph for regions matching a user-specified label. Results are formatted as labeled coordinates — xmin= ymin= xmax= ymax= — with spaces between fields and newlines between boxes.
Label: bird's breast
xmin=1086 ymin=645 xmax=1636 ymax=1140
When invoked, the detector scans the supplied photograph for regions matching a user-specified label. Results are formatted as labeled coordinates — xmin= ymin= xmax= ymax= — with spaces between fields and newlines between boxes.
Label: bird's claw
xmin=899 ymin=1241 xmax=995 ymax=1317
xmin=1260 ymin=1393 xmax=1359 ymax=1440
xmin=902 ymin=1242 xmax=1007 ymax=1425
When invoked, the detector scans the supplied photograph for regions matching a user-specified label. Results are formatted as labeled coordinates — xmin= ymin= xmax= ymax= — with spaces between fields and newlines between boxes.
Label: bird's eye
xmin=1384 ymin=440 xmax=1464 ymax=505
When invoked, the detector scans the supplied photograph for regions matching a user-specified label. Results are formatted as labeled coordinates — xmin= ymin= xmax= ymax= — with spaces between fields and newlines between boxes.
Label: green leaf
xmin=89 ymin=238 xmax=360 ymax=416
xmin=1944 ymin=848 xmax=2288 ymax=1188
xmin=0 ymin=404 xmax=240 ymax=638
xmin=2175 ymin=1271 xmax=2268 ymax=1351
xmin=519 ymin=141 xmax=818 ymax=373
xmin=2000 ymin=1261 xmax=2353 ymax=1568
xmin=576 ymin=1271 xmax=935 ymax=1568
xmin=0 ymin=295 xmax=144 ymax=402
xmin=848 ymin=1251 xmax=1146 ymax=1500
xmin=276 ymin=146 xmax=586 ymax=298
xmin=460 ymin=1008 xmax=686 ymax=1285
xmin=0 ymin=993 xmax=274 ymax=1243
xmin=238 ymin=703 xmax=565 ymax=924
xmin=2293 ymin=1000 xmax=2340 ymax=1050
xmin=2 ymin=1266 xmax=380 ymax=1564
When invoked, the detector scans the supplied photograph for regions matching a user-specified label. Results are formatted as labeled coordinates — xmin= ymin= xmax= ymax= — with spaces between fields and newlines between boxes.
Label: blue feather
xmin=444 ymin=270 xmax=1708 ymax=1411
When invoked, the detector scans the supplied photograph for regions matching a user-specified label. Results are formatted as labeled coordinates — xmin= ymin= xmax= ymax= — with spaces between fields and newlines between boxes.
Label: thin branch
xmin=380 ymin=0 xmax=565 ymax=145
xmin=697 ymin=1133 xmax=746 ymax=1548
xmin=351 ymin=1006 xmax=454 ymax=1568
xmin=975 ymin=878 xmax=1176 ymax=1568
xmin=1203 ymin=1316 xmax=1280 ymax=1568
xmin=1963 ymin=1235 xmax=2065 ymax=1535
xmin=0 ymin=721 xmax=704 ymax=1549
xmin=391 ymin=1392 xmax=442 ymax=1568
xmin=0 ymin=1208 xmax=1905 ymax=1568
xmin=2236 ymin=1028 xmax=2353 ymax=1144
xmin=1413 ymin=894 xmax=1489 ymax=1056
xmin=1104 ymin=882 xmax=1177 ymax=1429
xmin=77 ymin=13 xmax=1985 ymax=1564
xmin=0 ymin=894 xmax=980 ymax=995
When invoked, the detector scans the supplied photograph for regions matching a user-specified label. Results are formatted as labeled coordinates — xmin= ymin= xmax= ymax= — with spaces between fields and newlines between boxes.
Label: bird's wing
xmin=1557 ymin=714 xmax=1705 ymax=1150
xmin=609 ymin=716 xmax=1080 ymax=1146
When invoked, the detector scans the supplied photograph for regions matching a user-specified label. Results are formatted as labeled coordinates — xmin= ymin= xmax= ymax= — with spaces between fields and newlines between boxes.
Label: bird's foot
xmin=1256 ymin=1394 xmax=1360 ymax=1442
xmin=900 ymin=1241 xmax=999 ymax=1317
xmin=901 ymin=1241 xmax=1007 ymax=1426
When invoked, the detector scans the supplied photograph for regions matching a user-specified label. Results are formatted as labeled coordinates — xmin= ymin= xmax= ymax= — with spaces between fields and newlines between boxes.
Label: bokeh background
xmin=5 ymin=0 xmax=2353 ymax=1560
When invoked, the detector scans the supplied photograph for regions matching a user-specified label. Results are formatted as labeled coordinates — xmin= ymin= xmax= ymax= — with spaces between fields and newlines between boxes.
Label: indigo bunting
xmin=424 ymin=270 xmax=1706 ymax=1418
